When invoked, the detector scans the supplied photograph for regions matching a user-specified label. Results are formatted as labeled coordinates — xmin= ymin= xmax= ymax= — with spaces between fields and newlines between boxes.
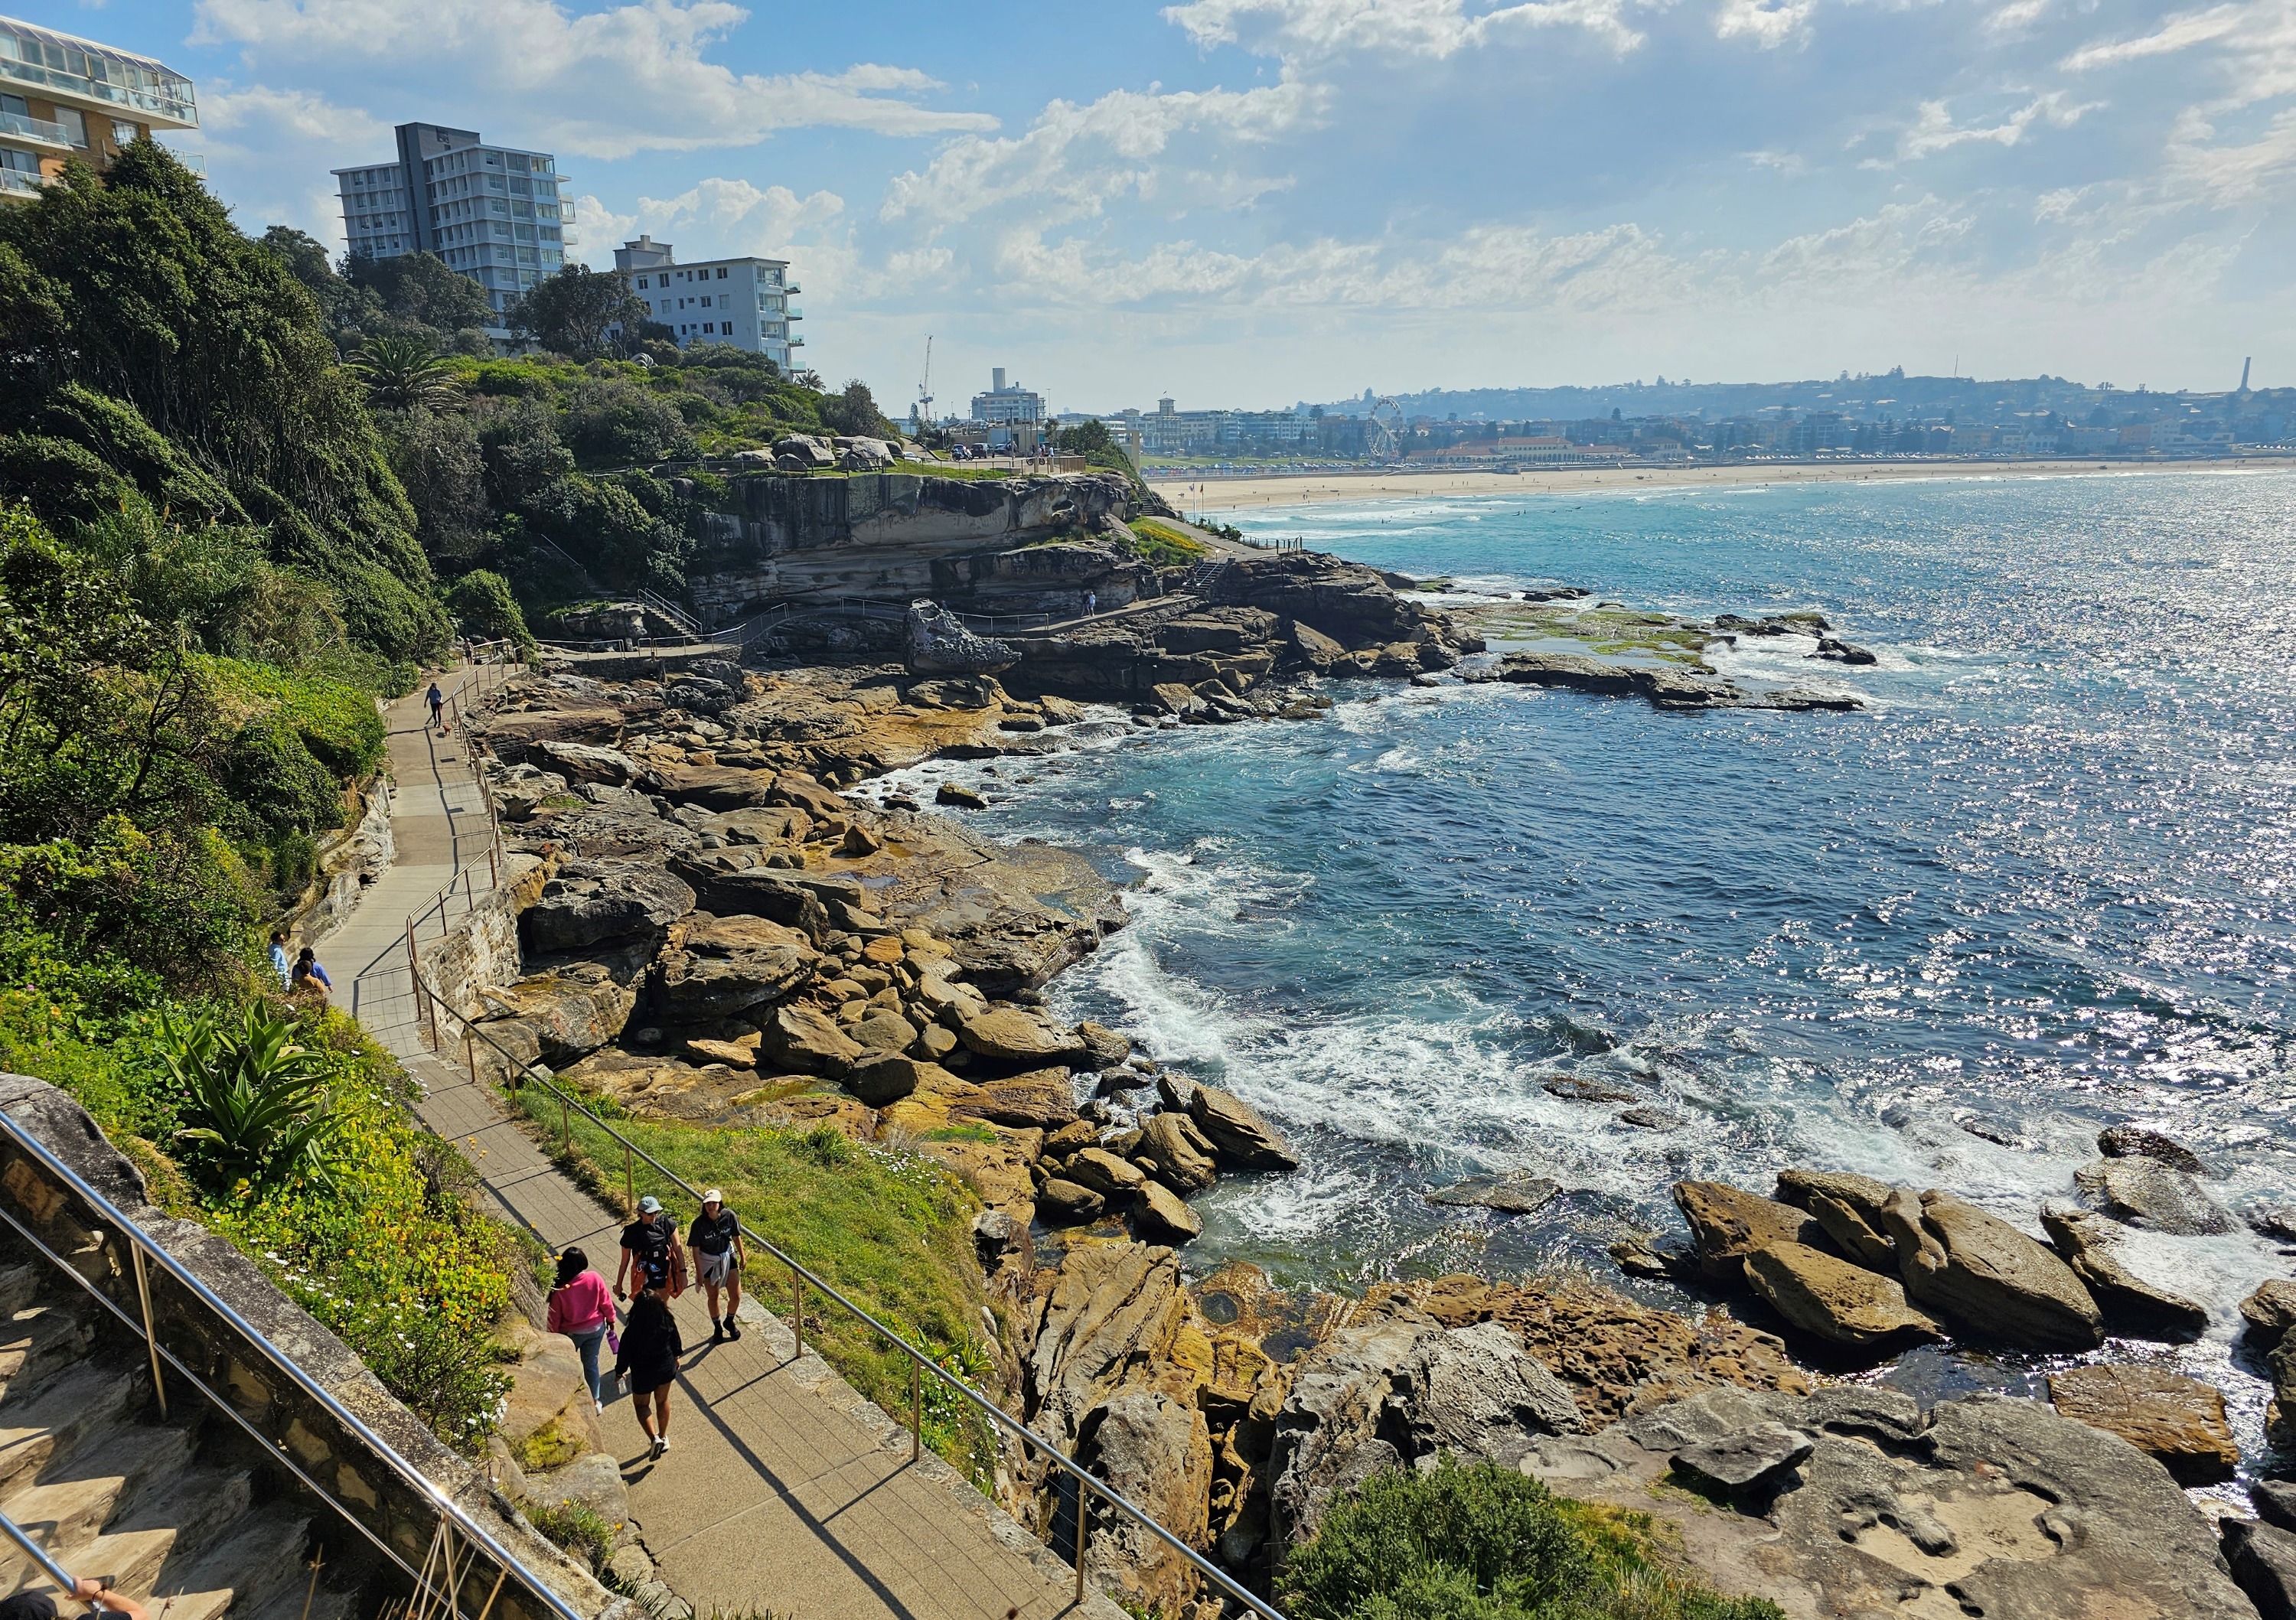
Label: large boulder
xmin=477 ymin=963 xmax=635 ymax=1065
xmin=2037 ymin=1202 xmax=2210 ymax=1339
xmin=520 ymin=865 xmax=694 ymax=953
xmin=537 ymin=739 xmax=644 ymax=786
xmin=1773 ymin=1169 xmax=1899 ymax=1269
xmin=1673 ymin=1181 xmax=1831 ymax=1285
xmin=2097 ymin=1124 xmax=2208 ymax=1174
xmin=954 ymin=1005 xmax=1087 ymax=1064
xmin=651 ymin=914 xmax=816 ymax=1022
xmin=1078 ymin=1391 xmax=1213 ymax=1615
xmin=2223 ymin=1519 xmax=2296 ymax=1620
xmin=950 ymin=1068 xmax=1078 ymax=1130
xmin=1064 ymin=1146 xmax=1148 ymax=1202
xmin=2047 ymin=1364 xmax=2239 ymax=1485
xmin=646 ymin=763 xmax=779 ymax=812
xmin=1132 ymin=1180 xmax=1202 ymax=1245
xmin=2074 ymin=1156 xmax=2236 ymax=1235
xmin=1186 ymin=1084 xmax=1297 ymax=1172
xmin=1269 ymin=1318 xmax=1581 ymax=1547
xmin=2243 ymin=1279 xmax=2296 ymax=1350
xmin=673 ymin=864 xmax=830 ymax=937
xmin=1134 ymin=1112 xmax=1218 ymax=1195
xmin=1522 ymin=1385 xmax=2256 ymax=1620
xmin=1880 ymin=1188 xmax=2102 ymax=1350
xmin=757 ymin=1002 xmax=866 ymax=1077
xmin=1026 ymin=1244 xmax=1190 ymax=1448
xmin=1741 ymin=1241 xmax=1939 ymax=1351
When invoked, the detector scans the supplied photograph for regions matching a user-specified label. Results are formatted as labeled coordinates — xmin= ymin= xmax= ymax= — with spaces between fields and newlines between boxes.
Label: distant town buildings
xmin=334 ymin=123 xmax=570 ymax=317
xmin=614 ymin=235 xmax=801 ymax=370
xmin=972 ymin=370 xmax=1046 ymax=431
xmin=0 ymin=16 xmax=196 ymax=202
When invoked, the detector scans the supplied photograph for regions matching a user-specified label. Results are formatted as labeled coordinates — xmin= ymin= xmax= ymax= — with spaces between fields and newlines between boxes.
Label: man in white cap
xmin=615 ymin=1195 xmax=683 ymax=1300
xmin=689 ymin=1188 xmax=745 ymax=1342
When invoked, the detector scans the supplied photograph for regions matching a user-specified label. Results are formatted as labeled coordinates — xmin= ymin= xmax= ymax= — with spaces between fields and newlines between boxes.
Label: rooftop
xmin=0 ymin=16 xmax=197 ymax=128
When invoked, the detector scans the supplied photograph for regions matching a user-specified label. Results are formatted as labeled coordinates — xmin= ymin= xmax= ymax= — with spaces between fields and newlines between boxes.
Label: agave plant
xmin=159 ymin=1005 xmax=338 ymax=1190
xmin=349 ymin=334 xmax=461 ymax=412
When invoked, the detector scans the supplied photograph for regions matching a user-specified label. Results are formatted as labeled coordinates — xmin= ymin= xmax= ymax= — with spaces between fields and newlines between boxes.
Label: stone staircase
xmin=0 ymin=1236 xmax=360 ymax=1618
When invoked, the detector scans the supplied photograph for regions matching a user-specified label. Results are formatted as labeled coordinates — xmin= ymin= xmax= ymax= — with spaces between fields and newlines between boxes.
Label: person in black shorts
xmin=615 ymin=1195 xmax=683 ymax=1300
xmin=613 ymin=1281 xmax=683 ymax=1459
xmin=689 ymin=1188 xmax=745 ymax=1343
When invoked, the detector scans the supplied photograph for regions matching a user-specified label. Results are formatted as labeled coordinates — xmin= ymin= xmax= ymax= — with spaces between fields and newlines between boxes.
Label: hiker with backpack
xmin=615 ymin=1195 xmax=686 ymax=1300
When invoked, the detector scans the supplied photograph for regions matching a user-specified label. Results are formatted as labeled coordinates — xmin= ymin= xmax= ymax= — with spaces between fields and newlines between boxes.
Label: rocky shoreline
xmin=455 ymin=533 xmax=2293 ymax=1619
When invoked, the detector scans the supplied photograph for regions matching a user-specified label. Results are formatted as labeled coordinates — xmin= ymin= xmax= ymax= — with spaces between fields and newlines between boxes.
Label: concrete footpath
xmin=323 ymin=668 xmax=1116 ymax=1620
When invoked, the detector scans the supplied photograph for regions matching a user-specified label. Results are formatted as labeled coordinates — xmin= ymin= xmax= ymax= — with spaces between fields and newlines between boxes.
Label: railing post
xmin=624 ymin=1143 xmax=634 ymax=1219
xmin=130 ymin=1242 xmax=167 ymax=1419
xmin=559 ymin=1093 xmax=570 ymax=1156
xmin=791 ymin=1260 xmax=803 ymax=1354
xmin=911 ymin=1359 xmax=921 ymax=1465
xmin=1074 ymin=1473 xmax=1089 ymax=1600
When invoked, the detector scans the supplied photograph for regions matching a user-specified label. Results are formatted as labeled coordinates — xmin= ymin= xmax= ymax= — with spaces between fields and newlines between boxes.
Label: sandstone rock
xmin=1287 ymin=620 xmax=1349 ymax=670
xmin=538 ymin=739 xmax=644 ymax=786
xmin=2047 ymin=1364 xmax=2238 ymax=1485
xmin=1619 ymin=1106 xmax=1681 ymax=1129
xmin=1075 ymin=1021 xmax=1131 ymax=1071
xmin=652 ymin=914 xmax=817 ymax=1022
xmin=2242 ymin=1279 xmax=2296 ymax=1349
xmin=957 ymin=1004 xmax=1083 ymax=1064
xmin=478 ymin=963 xmax=635 ymax=1065
xmin=1522 ymin=1385 xmax=2256 ymax=1620
xmin=1773 ymin=1169 xmax=1899 ymax=1269
xmin=2259 ymin=1481 xmax=2296 ymax=1534
xmin=2223 ymin=1519 xmax=2296 ymax=1620
xmin=758 ymin=1002 xmax=865 ymax=1077
xmin=1427 ymin=1173 xmax=1561 ymax=1216
xmin=1673 ymin=1181 xmax=1830 ymax=1285
xmin=1136 ymin=1112 xmax=1219 ymax=1195
xmin=905 ymin=599 xmax=1017 ymax=676
xmin=1187 ymin=1084 xmax=1298 ymax=1172
xmin=673 ymin=865 xmax=831 ymax=937
xmin=521 ymin=866 xmax=696 ymax=953
xmin=2075 ymin=1155 xmax=2236 ymax=1234
xmin=1132 ymin=1180 xmax=1202 ymax=1245
xmin=1541 ymin=1075 xmax=1638 ymax=1103
xmin=1147 ymin=680 xmax=1202 ymax=716
xmin=1671 ymin=1422 xmax=1814 ymax=1494
xmin=1887 ymin=1188 xmax=2104 ymax=1351
xmin=1036 ymin=1178 xmax=1103 ymax=1224
xmin=647 ymin=762 xmax=779 ymax=811
xmin=1741 ymin=1241 xmax=1939 ymax=1351
xmin=1079 ymin=1390 xmax=1212 ymax=1615
xmin=682 ymin=1036 xmax=757 ymax=1069
xmin=523 ymin=1450 xmax=629 ymax=1534
xmin=2037 ymin=1202 xmax=2210 ymax=1340
xmin=2098 ymin=1124 xmax=2208 ymax=1174
xmin=1065 ymin=1146 xmax=1148 ymax=1201
xmin=845 ymin=1052 xmax=940 ymax=1107
xmin=950 ymin=1068 xmax=1078 ymax=1131
xmin=935 ymin=782 xmax=988 ymax=810
xmin=1026 ymin=1243 xmax=1189 ymax=1447
xmin=1042 ymin=1119 xmax=1098 ymax=1158
xmin=850 ymin=1010 xmax=919 ymax=1052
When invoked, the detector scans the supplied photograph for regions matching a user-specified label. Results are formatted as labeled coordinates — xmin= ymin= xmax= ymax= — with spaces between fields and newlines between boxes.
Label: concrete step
xmin=0 ymin=1363 xmax=141 ymax=1492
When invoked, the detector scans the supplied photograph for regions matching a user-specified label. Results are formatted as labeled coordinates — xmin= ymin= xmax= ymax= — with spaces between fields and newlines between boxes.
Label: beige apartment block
xmin=0 ymin=15 xmax=197 ymax=201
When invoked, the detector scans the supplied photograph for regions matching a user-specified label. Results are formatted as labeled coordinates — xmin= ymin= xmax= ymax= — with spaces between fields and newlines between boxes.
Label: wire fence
xmin=394 ymin=650 xmax=1285 ymax=1620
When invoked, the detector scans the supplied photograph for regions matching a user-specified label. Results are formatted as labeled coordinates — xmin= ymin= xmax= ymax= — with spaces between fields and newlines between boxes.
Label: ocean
xmin=878 ymin=467 xmax=2296 ymax=1481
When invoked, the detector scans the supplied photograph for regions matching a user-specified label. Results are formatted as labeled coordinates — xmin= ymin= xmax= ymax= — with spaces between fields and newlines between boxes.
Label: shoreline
xmin=1150 ymin=455 xmax=2296 ymax=513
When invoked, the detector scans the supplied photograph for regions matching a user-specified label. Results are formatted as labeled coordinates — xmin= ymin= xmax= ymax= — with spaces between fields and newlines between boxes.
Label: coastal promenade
xmin=322 ymin=670 xmax=1115 ymax=1620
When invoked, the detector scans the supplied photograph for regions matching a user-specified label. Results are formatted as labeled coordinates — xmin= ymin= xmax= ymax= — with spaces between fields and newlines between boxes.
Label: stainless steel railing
xmin=0 ymin=1104 xmax=591 ymax=1620
xmin=409 ymin=977 xmax=1285 ymax=1620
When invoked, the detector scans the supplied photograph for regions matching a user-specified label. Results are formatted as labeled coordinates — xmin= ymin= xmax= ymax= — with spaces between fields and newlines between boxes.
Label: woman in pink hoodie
xmin=546 ymin=1247 xmax=616 ymax=1410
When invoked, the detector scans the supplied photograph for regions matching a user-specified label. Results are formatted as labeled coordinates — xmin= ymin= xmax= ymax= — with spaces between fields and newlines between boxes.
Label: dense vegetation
xmin=1282 ymin=1460 xmax=1787 ymax=1620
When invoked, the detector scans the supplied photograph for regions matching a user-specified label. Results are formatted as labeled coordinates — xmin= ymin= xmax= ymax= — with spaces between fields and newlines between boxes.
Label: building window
xmin=637 ymin=276 xmax=647 ymax=288
xmin=716 ymin=267 xmax=727 ymax=279
xmin=700 ymin=295 xmax=710 ymax=307
xmin=111 ymin=120 xmax=138 ymax=146
xmin=703 ymin=323 xmax=715 ymax=334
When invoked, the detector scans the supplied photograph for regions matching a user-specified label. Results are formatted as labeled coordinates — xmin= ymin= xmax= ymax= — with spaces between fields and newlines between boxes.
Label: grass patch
xmin=510 ymin=1082 xmax=1000 ymax=1484
xmin=527 ymin=1498 xmax=619 ymax=1576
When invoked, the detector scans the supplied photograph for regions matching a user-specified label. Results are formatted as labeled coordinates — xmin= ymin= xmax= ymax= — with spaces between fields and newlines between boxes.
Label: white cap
xmin=703 ymin=1189 xmax=723 ymax=1205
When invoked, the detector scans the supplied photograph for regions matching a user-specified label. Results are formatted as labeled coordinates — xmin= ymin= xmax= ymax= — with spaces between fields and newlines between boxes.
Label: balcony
xmin=0 ymin=168 xmax=44 ymax=197
xmin=787 ymin=306 xmax=804 ymax=320
xmin=0 ymin=108 xmax=71 ymax=148
xmin=784 ymin=283 xmax=801 ymax=295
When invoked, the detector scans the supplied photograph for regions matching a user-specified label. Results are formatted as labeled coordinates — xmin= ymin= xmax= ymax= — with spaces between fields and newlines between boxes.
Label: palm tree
xmin=349 ymin=334 xmax=460 ymax=412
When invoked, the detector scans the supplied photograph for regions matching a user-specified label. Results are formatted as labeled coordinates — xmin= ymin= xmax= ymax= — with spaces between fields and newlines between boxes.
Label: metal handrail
xmin=0 ymin=1105 xmax=589 ymax=1620
xmin=0 ymin=1506 xmax=84 ymax=1599
xmin=409 ymin=978 xmax=1283 ymax=1620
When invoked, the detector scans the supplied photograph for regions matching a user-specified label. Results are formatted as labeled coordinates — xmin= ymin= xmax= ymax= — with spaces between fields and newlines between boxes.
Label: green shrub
xmin=1281 ymin=1459 xmax=1786 ymax=1620
xmin=526 ymin=1498 xmax=619 ymax=1575
xmin=445 ymin=569 xmax=538 ymax=655
xmin=158 ymin=1003 xmax=339 ymax=1191
xmin=205 ymin=657 xmax=389 ymax=774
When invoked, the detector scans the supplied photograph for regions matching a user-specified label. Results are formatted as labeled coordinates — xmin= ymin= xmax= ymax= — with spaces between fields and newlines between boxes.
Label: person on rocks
xmin=546 ymin=1247 xmax=616 ymax=1412
xmin=617 ymin=1195 xmax=685 ymax=1300
xmin=289 ymin=946 xmax=332 ymax=1005
xmin=426 ymin=681 xmax=446 ymax=734
xmin=613 ymin=1280 xmax=683 ymax=1459
xmin=689 ymin=1188 xmax=745 ymax=1344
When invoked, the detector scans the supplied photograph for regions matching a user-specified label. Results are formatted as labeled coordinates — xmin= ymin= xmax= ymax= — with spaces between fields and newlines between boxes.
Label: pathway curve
xmin=321 ymin=669 xmax=1115 ymax=1620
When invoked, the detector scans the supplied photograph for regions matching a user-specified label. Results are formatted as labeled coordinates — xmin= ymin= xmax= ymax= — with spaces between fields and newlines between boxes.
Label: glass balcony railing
xmin=0 ymin=168 xmax=44 ymax=196
xmin=0 ymin=108 xmax=70 ymax=146
xmin=786 ymin=306 xmax=803 ymax=320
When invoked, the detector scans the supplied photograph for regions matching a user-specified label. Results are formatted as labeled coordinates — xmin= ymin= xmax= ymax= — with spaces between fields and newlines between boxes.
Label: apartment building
xmin=0 ymin=17 xmax=197 ymax=202
xmin=334 ymin=123 xmax=571 ymax=317
xmin=972 ymin=369 xmax=1046 ymax=428
xmin=614 ymin=235 xmax=801 ymax=370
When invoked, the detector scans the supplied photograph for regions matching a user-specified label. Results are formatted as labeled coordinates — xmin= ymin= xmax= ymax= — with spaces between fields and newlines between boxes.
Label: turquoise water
xmin=880 ymin=468 xmax=2296 ymax=1459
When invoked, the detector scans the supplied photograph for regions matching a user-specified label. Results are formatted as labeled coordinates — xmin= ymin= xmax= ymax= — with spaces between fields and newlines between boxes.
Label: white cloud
xmin=1897 ymin=91 xmax=2101 ymax=159
xmin=1983 ymin=0 xmax=2050 ymax=36
xmin=1165 ymin=0 xmax=1650 ymax=58
xmin=191 ymin=0 xmax=997 ymax=156
xmin=1713 ymin=0 xmax=1816 ymax=50
xmin=2060 ymin=5 xmax=2245 ymax=72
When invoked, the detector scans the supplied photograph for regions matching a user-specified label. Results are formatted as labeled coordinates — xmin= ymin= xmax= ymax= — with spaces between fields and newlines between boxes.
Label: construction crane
xmin=915 ymin=336 xmax=934 ymax=428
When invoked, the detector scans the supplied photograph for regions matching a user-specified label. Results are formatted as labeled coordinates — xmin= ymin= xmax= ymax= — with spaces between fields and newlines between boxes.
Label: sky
xmin=44 ymin=0 xmax=2296 ymax=410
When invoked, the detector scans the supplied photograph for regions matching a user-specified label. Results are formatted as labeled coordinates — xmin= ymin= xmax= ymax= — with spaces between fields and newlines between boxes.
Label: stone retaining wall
xmin=0 ymin=1074 xmax=631 ymax=1620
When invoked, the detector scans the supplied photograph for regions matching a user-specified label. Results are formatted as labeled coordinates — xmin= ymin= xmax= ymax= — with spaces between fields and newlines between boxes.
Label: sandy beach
xmin=1148 ymin=456 xmax=2296 ymax=513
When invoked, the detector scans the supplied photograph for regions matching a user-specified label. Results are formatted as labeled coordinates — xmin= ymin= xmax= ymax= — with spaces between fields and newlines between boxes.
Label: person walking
xmin=269 ymin=929 xmax=293 ymax=992
xmin=689 ymin=1189 xmax=745 ymax=1343
xmin=546 ymin=1247 xmax=616 ymax=1411
xmin=1083 ymin=589 xmax=1097 ymax=618
xmin=614 ymin=1282 xmax=683 ymax=1458
xmin=289 ymin=947 xmax=332 ymax=1005
xmin=616 ymin=1195 xmax=684 ymax=1300
xmin=425 ymin=680 xmax=446 ymax=734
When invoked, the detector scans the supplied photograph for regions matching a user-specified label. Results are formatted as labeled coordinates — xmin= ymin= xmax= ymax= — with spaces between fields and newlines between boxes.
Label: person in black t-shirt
xmin=688 ymin=1188 xmax=745 ymax=1343
xmin=616 ymin=1196 xmax=683 ymax=1299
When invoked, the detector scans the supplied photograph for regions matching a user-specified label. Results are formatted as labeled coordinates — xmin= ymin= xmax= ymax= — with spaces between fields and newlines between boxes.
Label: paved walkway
xmin=320 ymin=669 xmax=1111 ymax=1620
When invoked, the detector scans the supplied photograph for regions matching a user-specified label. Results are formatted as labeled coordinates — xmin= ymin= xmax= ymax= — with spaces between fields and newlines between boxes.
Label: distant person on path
xmin=269 ymin=929 xmax=292 ymax=991
xmin=425 ymin=681 xmax=446 ymax=733
xmin=689 ymin=1188 xmax=745 ymax=1343
xmin=1084 ymin=590 xmax=1097 ymax=617
xmin=614 ymin=1281 xmax=683 ymax=1458
xmin=547 ymin=1247 xmax=616 ymax=1411
xmin=617 ymin=1195 xmax=685 ymax=1300
xmin=289 ymin=947 xmax=331 ymax=1005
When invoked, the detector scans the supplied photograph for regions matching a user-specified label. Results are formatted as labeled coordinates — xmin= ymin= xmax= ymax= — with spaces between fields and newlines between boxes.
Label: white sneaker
xmin=656 ymin=1436 xmax=670 ymax=1455
xmin=595 ymin=1398 xmax=605 ymax=1413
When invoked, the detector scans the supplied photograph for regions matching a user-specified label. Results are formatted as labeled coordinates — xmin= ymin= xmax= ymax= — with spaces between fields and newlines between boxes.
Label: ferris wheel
xmin=1365 ymin=396 xmax=1405 ymax=461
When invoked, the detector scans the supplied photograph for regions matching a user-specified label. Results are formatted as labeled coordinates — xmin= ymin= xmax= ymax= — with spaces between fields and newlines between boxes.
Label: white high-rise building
xmin=614 ymin=235 xmax=802 ymax=372
xmin=333 ymin=122 xmax=571 ymax=318
xmin=972 ymin=368 xmax=1045 ymax=427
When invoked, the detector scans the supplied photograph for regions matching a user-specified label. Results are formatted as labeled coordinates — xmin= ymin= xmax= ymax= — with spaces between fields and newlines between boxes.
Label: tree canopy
xmin=507 ymin=265 xmax=649 ymax=358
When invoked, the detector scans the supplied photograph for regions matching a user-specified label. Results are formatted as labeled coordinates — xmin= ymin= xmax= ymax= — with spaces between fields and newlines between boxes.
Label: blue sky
xmin=47 ymin=0 xmax=2296 ymax=409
